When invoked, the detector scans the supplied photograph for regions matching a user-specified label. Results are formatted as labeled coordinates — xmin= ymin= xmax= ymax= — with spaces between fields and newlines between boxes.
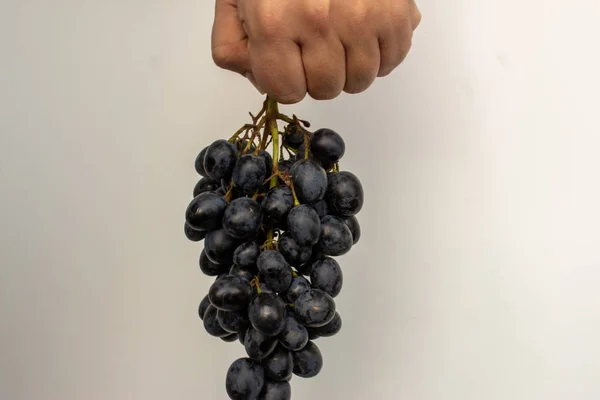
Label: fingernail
xmin=245 ymin=72 xmax=265 ymax=94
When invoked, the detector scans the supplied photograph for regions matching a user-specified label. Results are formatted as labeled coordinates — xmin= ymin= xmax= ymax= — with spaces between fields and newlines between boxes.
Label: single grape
xmin=278 ymin=314 xmax=309 ymax=351
xmin=225 ymin=358 xmax=265 ymax=400
xmin=204 ymin=229 xmax=242 ymax=265
xmin=325 ymin=171 xmax=364 ymax=216
xmin=287 ymin=205 xmax=321 ymax=246
xmin=257 ymin=250 xmax=293 ymax=293
xmin=223 ymin=197 xmax=263 ymax=239
xmin=204 ymin=139 xmax=238 ymax=180
xmin=312 ymin=199 xmax=330 ymax=218
xmin=257 ymin=150 xmax=273 ymax=175
xmin=307 ymin=311 xmax=342 ymax=338
xmin=259 ymin=380 xmax=291 ymax=400
xmin=208 ymin=275 xmax=254 ymax=311
xmin=184 ymin=221 xmax=205 ymax=242
xmin=262 ymin=185 xmax=294 ymax=224
xmin=318 ymin=215 xmax=353 ymax=257
xmin=233 ymin=241 xmax=261 ymax=271
xmin=290 ymin=159 xmax=328 ymax=204
xmin=193 ymin=177 xmax=221 ymax=197
xmin=232 ymin=154 xmax=267 ymax=195
xmin=199 ymin=249 xmax=230 ymax=276
xmin=203 ymin=304 xmax=231 ymax=337
xmin=294 ymin=289 xmax=336 ymax=327
xmin=229 ymin=264 xmax=255 ymax=282
xmin=198 ymin=294 xmax=211 ymax=321
xmin=244 ymin=327 xmax=278 ymax=360
xmin=248 ymin=292 xmax=287 ymax=336
xmin=278 ymin=231 xmax=312 ymax=266
xmin=310 ymin=128 xmax=345 ymax=169
xmin=284 ymin=276 xmax=311 ymax=303
xmin=283 ymin=124 xmax=304 ymax=149
xmin=185 ymin=192 xmax=227 ymax=231
xmin=218 ymin=308 xmax=251 ymax=334
xmin=261 ymin=345 xmax=293 ymax=382
xmin=194 ymin=146 xmax=208 ymax=176
xmin=310 ymin=257 xmax=343 ymax=297
xmin=340 ymin=215 xmax=361 ymax=244
xmin=292 ymin=341 xmax=323 ymax=378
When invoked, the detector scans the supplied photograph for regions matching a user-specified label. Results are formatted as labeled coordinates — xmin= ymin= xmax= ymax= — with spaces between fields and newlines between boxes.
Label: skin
xmin=211 ymin=0 xmax=422 ymax=103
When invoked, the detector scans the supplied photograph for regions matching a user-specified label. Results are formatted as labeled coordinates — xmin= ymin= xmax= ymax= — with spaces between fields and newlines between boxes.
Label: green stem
xmin=267 ymin=97 xmax=280 ymax=189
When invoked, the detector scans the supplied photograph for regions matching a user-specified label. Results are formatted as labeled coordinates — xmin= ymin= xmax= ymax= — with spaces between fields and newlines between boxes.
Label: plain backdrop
xmin=1 ymin=1 xmax=600 ymax=399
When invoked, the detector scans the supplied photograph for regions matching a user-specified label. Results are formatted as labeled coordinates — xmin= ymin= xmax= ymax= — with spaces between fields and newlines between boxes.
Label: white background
xmin=1 ymin=1 xmax=600 ymax=399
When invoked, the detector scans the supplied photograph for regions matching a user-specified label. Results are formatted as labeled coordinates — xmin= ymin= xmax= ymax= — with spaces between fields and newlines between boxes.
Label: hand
xmin=211 ymin=0 xmax=421 ymax=104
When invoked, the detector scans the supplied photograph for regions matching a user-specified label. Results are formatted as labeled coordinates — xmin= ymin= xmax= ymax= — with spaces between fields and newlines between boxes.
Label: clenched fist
xmin=211 ymin=0 xmax=421 ymax=104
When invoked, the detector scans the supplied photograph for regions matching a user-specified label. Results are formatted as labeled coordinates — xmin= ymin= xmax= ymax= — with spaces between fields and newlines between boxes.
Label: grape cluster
xmin=184 ymin=99 xmax=363 ymax=400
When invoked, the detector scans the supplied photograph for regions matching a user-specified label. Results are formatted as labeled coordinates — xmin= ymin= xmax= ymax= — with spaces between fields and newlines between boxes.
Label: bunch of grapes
xmin=184 ymin=97 xmax=363 ymax=400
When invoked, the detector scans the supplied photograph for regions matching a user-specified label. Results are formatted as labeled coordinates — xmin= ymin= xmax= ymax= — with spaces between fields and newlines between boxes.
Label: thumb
xmin=211 ymin=0 xmax=251 ymax=75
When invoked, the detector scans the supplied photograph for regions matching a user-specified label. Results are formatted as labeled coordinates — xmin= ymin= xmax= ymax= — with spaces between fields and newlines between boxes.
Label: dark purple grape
xmin=208 ymin=276 xmax=253 ymax=311
xmin=199 ymin=249 xmax=230 ymax=276
xmin=233 ymin=241 xmax=261 ymax=271
xmin=204 ymin=139 xmax=238 ymax=180
xmin=310 ymin=128 xmax=345 ymax=169
xmin=194 ymin=146 xmax=208 ymax=176
xmin=278 ymin=314 xmax=309 ymax=351
xmin=248 ymin=292 xmax=287 ymax=336
xmin=292 ymin=341 xmax=323 ymax=378
xmin=284 ymin=276 xmax=311 ymax=303
xmin=225 ymin=358 xmax=265 ymax=400
xmin=223 ymin=198 xmax=263 ymax=239
xmin=198 ymin=294 xmax=211 ymax=321
xmin=221 ymin=333 xmax=239 ymax=343
xmin=193 ymin=177 xmax=220 ymax=197
xmin=257 ymin=150 xmax=273 ymax=175
xmin=257 ymin=251 xmax=293 ymax=293
xmin=203 ymin=304 xmax=230 ymax=337
xmin=229 ymin=264 xmax=255 ymax=282
xmin=232 ymin=154 xmax=267 ymax=195
xmin=325 ymin=171 xmax=364 ymax=216
xmin=318 ymin=215 xmax=353 ymax=257
xmin=184 ymin=221 xmax=205 ymax=242
xmin=204 ymin=229 xmax=242 ymax=265
xmin=244 ymin=327 xmax=278 ymax=360
xmin=310 ymin=257 xmax=343 ymax=298
xmin=307 ymin=311 xmax=342 ymax=338
xmin=290 ymin=159 xmax=327 ymax=204
xmin=287 ymin=205 xmax=321 ymax=247
xmin=218 ymin=308 xmax=251 ymax=334
xmin=261 ymin=345 xmax=293 ymax=381
xmin=262 ymin=185 xmax=294 ymax=224
xmin=259 ymin=380 xmax=291 ymax=400
xmin=278 ymin=232 xmax=312 ymax=266
xmin=294 ymin=289 xmax=336 ymax=327
xmin=283 ymin=124 xmax=304 ymax=149
xmin=312 ymin=199 xmax=330 ymax=218
xmin=341 ymin=215 xmax=361 ymax=244
xmin=185 ymin=192 xmax=227 ymax=231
